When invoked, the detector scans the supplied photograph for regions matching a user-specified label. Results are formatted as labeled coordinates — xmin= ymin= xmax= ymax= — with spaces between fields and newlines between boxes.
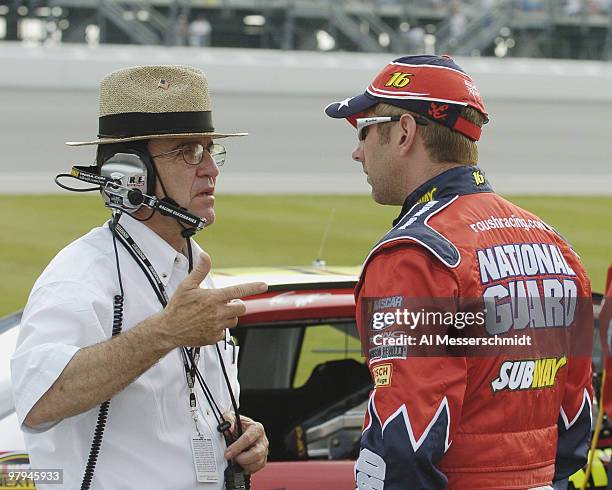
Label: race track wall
xmin=0 ymin=43 xmax=610 ymax=194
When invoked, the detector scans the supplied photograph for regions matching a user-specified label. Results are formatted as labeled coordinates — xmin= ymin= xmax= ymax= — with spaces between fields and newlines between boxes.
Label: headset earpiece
xmin=98 ymin=150 xmax=155 ymax=211
xmin=100 ymin=150 xmax=156 ymax=196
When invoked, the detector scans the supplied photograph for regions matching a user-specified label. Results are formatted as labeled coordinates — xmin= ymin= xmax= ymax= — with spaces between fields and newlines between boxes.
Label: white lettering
xmin=521 ymin=244 xmax=538 ymax=275
xmin=495 ymin=246 xmax=515 ymax=279
xmin=491 ymin=361 xmax=512 ymax=392
xmin=355 ymin=448 xmax=386 ymax=490
xmin=478 ymin=248 xmax=500 ymax=284
xmin=526 ymin=280 xmax=546 ymax=327
xmin=508 ymin=281 xmax=530 ymax=330
xmin=550 ymin=245 xmax=568 ymax=275
xmin=533 ymin=243 xmax=554 ymax=274
xmin=484 ymin=284 xmax=512 ymax=335
xmin=564 ymin=279 xmax=578 ymax=324
xmin=542 ymin=279 xmax=564 ymax=327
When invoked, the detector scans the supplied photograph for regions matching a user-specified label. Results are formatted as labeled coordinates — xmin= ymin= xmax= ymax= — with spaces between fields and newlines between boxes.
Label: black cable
xmin=130 ymin=207 xmax=156 ymax=222
xmin=80 ymin=399 xmax=110 ymax=490
xmin=186 ymin=237 xmax=194 ymax=273
xmin=110 ymin=218 xmax=167 ymax=308
xmin=183 ymin=348 xmax=227 ymax=426
xmin=81 ymin=212 xmax=125 ymax=490
xmin=216 ymin=345 xmax=244 ymax=437
xmin=54 ymin=174 xmax=100 ymax=193
xmin=111 ymin=212 xmax=125 ymax=297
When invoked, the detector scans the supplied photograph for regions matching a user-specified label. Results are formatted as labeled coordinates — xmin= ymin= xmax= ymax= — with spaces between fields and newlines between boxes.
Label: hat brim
xmin=66 ymin=131 xmax=248 ymax=147
xmin=324 ymin=92 xmax=378 ymax=120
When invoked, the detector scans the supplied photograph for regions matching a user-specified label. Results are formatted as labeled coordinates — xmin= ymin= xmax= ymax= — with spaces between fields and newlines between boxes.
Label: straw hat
xmin=66 ymin=65 xmax=246 ymax=146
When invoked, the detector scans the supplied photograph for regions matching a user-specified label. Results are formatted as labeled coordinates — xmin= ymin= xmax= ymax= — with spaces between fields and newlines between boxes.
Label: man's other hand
xmin=223 ymin=413 xmax=269 ymax=474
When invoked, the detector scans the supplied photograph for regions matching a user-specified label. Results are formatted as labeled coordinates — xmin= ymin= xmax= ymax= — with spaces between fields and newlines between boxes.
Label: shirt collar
xmin=393 ymin=165 xmax=493 ymax=226
xmin=115 ymin=214 xmax=183 ymax=286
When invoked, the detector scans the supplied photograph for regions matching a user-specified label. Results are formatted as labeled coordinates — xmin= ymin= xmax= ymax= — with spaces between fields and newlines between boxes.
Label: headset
xmin=56 ymin=150 xmax=206 ymax=234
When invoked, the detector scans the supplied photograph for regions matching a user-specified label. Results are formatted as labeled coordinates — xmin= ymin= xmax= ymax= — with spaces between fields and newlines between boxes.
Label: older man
xmin=11 ymin=65 xmax=268 ymax=489
xmin=325 ymin=55 xmax=593 ymax=489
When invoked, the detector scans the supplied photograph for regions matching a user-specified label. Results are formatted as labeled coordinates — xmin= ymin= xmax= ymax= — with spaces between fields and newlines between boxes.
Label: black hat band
xmin=98 ymin=111 xmax=214 ymax=138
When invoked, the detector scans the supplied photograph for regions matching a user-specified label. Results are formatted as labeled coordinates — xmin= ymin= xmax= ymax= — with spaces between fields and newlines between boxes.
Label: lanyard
xmin=110 ymin=218 xmax=228 ymax=435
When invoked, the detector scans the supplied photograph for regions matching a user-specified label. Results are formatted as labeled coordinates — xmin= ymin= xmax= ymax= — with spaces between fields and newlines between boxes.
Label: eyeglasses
xmin=151 ymin=141 xmax=227 ymax=167
xmin=356 ymin=114 xmax=429 ymax=141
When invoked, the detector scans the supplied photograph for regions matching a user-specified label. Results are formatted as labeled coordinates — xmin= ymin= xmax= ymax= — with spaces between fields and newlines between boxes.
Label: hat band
xmin=98 ymin=111 xmax=213 ymax=138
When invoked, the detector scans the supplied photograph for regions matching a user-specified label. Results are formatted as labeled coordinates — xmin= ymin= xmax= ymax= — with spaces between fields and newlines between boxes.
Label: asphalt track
xmin=1 ymin=88 xmax=611 ymax=194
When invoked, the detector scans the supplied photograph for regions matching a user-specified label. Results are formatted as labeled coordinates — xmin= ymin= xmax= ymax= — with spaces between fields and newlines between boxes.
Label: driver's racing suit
xmin=354 ymin=165 xmax=593 ymax=490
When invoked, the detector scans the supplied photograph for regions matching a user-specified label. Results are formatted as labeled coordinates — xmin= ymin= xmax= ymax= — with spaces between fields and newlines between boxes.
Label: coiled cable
xmin=81 ymin=213 xmax=125 ymax=490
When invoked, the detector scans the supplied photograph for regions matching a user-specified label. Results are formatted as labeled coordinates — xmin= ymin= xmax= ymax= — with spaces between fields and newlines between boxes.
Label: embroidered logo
xmin=385 ymin=72 xmax=413 ymax=88
xmin=417 ymin=187 xmax=437 ymax=204
xmin=491 ymin=357 xmax=567 ymax=393
xmin=372 ymin=363 xmax=393 ymax=388
xmin=472 ymin=170 xmax=486 ymax=186
xmin=428 ymin=102 xmax=449 ymax=120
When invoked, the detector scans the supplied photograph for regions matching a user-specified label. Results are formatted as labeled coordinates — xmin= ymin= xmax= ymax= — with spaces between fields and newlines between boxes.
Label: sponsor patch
xmin=491 ymin=356 xmax=567 ymax=393
xmin=417 ymin=186 xmax=437 ymax=204
xmin=477 ymin=242 xmax=578 ymax=334
xmin=372 ymin=363 xmax=393 ymax=387
xmin=369 ymin=345 xmax=407 ymax=362
xmin=372 ymin=296 xmax=404 ymax=311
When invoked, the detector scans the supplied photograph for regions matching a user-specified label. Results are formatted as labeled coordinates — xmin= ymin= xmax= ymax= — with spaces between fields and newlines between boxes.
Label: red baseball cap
xmin=324 ymin=55 xmax=488 ymax=141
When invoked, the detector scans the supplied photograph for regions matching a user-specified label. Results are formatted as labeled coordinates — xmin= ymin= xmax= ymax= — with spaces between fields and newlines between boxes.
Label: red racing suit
xmin=354 ymin=166 xmax=593 ymax=490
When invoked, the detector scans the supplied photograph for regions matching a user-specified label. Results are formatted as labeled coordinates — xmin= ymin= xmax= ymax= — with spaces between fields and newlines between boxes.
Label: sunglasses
xmin=356 ymin=114 xmax=429 ymax=141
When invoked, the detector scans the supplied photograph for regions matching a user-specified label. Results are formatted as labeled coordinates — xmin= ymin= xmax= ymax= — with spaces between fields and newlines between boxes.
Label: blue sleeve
xmin=355 ymin=395 xmax=450 ymax=490
xmin=554 ymin=388 xmax=592 ymax=481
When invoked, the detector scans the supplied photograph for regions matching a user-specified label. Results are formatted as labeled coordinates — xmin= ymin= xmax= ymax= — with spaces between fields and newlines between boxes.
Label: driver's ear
xmin=396 ymin=114 xmax=418 ymax=156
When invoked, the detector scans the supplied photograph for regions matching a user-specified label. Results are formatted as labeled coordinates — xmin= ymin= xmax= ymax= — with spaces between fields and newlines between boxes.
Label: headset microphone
xmin=127 ymin=189 xmax=145 ymax=206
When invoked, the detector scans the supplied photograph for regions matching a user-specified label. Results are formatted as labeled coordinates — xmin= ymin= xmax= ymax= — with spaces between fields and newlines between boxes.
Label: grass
xmin=1 ymin=194 xmax=611 ymax=316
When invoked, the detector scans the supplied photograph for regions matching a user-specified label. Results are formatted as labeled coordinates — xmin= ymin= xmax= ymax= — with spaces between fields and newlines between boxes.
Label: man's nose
xmin=351 ymin=143 xmax=364 ymax=163
xmin=196 ymin=152 xmax=220 ymax=178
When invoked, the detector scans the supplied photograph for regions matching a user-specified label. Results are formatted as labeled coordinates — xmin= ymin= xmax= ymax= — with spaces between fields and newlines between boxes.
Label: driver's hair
xmin=368 ymin=103 xmax=486 ymax=165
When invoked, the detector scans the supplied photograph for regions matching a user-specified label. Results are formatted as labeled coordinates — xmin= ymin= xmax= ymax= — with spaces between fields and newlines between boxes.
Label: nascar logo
xmin=491 ymin=356 xmax=567 ymax=393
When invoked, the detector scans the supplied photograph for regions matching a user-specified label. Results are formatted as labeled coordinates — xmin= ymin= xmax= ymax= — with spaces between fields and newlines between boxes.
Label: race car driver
xmin=325 ymin=55 xmax=594 ymax=489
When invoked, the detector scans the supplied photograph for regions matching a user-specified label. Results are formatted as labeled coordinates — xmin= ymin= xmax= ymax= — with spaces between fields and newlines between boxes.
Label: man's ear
xmin=396 ymin=113 xmax=418 ymax=156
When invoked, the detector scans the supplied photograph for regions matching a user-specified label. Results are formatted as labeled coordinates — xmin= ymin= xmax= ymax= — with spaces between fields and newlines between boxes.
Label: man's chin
xmin=187 ymin=200 xmax=215 ymax=227
xmin=371 ymin=189 xmax=387 ymax=205
xmin=199 ymin=208 xmax=215 ymax=227
xmin=371 ymin=187 xmax=403 ymax=206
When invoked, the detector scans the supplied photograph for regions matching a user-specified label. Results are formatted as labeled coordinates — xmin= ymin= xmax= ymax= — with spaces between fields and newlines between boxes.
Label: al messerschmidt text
xmin=372 ymin=334 xmax=532 ymax=347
